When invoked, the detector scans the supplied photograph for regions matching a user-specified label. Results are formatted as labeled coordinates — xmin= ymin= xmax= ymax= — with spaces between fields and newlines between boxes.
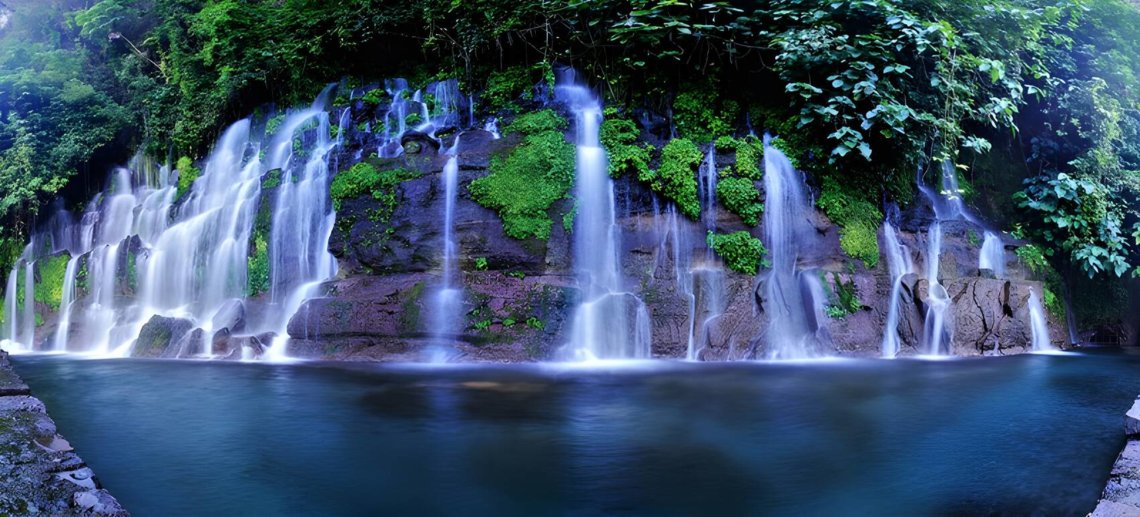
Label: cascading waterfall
xmin=52 ymin=256 xmax=80 ymax=351
xmin=483 ymin=118 xmax=501 ymax=139
xmin=21 ymin=256 xmax=34 ymax=348
xmin=761 ymin=140 xmax=829 ymax=359
xmin=378 ymin=79 xmax=464 ymax=158
xmin=0 ymin=89 xmax=346 ymax=360
xmin=428 ymin=137 xmax=463 ymax=362
xmin=561 ymin=70 xmax=651 ymax=360
xmin=262 ymin=93 xmax=340 ymax=360
xmin=1028 ymin=289 xmax=1055 ymax=352
xmin=915 ymin=162 xmax=971 ymax=356
xmin=979 ymin=231 xmax=1005 ymax=278
xmin=881 ymin=220 xmax=914 ymax=358
xmin=689 ymin=147 xmax=726 ymax=359
xmin=3 ymin=267 xmax=17 ymax=345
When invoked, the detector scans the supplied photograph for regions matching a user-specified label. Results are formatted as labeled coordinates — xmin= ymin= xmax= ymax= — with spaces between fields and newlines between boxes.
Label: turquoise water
xmin=13 ymin=351 xmax=1140 ymax=515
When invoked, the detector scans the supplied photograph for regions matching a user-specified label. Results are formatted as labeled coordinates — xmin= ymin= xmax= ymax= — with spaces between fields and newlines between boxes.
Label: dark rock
xmin=132 ymin=315 xmax=193 ymax=358
xmin=211 ymin=299 xmax=246 ymax=334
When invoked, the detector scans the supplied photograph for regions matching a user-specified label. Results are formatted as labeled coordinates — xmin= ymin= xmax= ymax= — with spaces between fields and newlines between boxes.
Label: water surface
xmin=14 ymin=352 xmax=1140 ymax=515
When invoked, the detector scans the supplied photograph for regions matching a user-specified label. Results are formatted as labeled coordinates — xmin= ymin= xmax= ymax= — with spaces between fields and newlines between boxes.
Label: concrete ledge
xmin=0 ymin=351 xmax=127 ymax=515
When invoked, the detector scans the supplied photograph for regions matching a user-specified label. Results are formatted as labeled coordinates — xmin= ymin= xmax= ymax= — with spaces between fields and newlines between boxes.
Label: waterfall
xmin=979 ymin=231 xmax=1005 ymax=278
xmin=761 ymin=140 xmax=829 ymax=359
xmin=3 ymin=266 xmax=17 ymax=345
xmin=914 ymin=162 xmax=973 ymax=356
xmin=483 ymin=118 xmax=501 ymax=139
xmin=561 ymin=70 xmax=651 ymax=360
xmin=22 ymin=258 xmax=34 ymax=348
xmin=922 ymin=222 xmax=953 ymax=355
xmin=1028 ymin=289 xmax=1055 ymax=352
xmin=262 ymin=95 xmax=341 ymax=361
xmin=881 ymin=221 xmax=914 ymax=358
xmin=52 ymin=256 xmax=80 ymax=351
xmin=428 ymin=137 xmax=462 ymax=362
xmin=690 ymin=147 xmax=726 ymax=359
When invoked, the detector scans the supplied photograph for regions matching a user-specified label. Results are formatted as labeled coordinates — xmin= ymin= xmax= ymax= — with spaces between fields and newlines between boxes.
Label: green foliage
xmin=503 ymin=109 xmax=566 ymax=136
xmin=1016 ymin=244 xmax=1051 ymax=276
xmin=672 ymin=82 xmax=738 ymax=143
xmin=714 ymin=136 xmax=738 ymax=153
xmin=818 ymin=177 xmax=882 ymax=269
xmin=822 ymin=272 xmax=861 ymax=318
xmin=34 ymin=254 xmax=69 ymax=311
xmin=732 ymin=137 xmax=765 ymax=181
xmin=716 ymin=177 xmax=764 ymax=226
xmin=641 ymin=139 xmax=702 ymax=220
xmin=1015 ymin=173 xmax=1130 ymax=278
xmin=470 ymin=128 xmax=575 ymax=240
xmin=600 ymin=112 xmax=652 ymax=180
xmin=328 ymin=162 xmax=418 ymax=220
xmin=176 ymin=156 xmax=199 ymax=199
xmin=526 ymin=316 xmax=544 ymax=330
xmin=261 ymin=169 xmax=282 ymax=190
xmin=483 ymin=66 xmax=534 ymax=113
xmin=474 ymin=257 xmax=488 ymax=271
xmin=361 ymin=88 xmax=387 ymax=106
xmin=707 ymin=231 xmax=768 ymax=275
xmin=247 ymin=234 xmax=270 ymax=297
xmin=967 ymin=229 xmax=981 ymax=248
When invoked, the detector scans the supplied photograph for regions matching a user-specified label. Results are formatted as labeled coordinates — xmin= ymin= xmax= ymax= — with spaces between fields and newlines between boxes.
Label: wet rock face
xmin=0 ymin=351 xmax=127 ymax=515
xmin=132 ymin=315 xmax=193 ymax=358
xmin=284 ymin=272 xmax=573 ymax=362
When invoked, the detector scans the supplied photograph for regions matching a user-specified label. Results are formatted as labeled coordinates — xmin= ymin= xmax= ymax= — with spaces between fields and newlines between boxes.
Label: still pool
xmin=12 ymin=351 xmax=1140 ymax=515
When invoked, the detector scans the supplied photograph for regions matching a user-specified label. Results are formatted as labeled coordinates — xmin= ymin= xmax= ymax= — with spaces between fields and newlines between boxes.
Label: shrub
xmin=644 ymin=138 xmax=702 ymax=219
xmin=176 ymin=156 xmax=200 ymax=199
xmin=672 ymin=83 xmax=737 ymax=143
xmin=707 ymin=231 xmax=768 ymax=274
xmin=716 ymin=177 xmax=764 ymax=226
xmin=823 ymin=271 xmax=861 ymax=318
xmin=601 ymin=112 xmax=652 ymax=180
xmin=504 ymin=109 xmax=566 ymax=136
xmin=34 ymin=254 xmax=70 ymax=311
xmin=817 ymin=177 xmax=881 ymax=268
xmin=247 ymin=233 xmax=270 ymax=297
xmin=732 ymin=136 xmax=764 ymax=180
xmin=329 ymin=162 xmax=419 ymax=223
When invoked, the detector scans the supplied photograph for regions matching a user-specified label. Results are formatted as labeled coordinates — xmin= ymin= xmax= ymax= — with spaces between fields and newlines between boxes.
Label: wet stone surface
xmin=0 ymin=350 xmax=126 ymax=515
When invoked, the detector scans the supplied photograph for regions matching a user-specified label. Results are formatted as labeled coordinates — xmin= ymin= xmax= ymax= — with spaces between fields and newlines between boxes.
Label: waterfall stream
xmin=561 ymin=70 xmax=651 ymax=360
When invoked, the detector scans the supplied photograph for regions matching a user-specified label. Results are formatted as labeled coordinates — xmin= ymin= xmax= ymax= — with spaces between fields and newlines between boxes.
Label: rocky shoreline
xmin=0 ymin=351 xmax=125 ymax=515
xmin=1093 ymin=396 xmax=1140 ymax=516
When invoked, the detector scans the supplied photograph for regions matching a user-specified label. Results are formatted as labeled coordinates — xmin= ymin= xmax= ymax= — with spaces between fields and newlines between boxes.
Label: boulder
xmin=132 ymin=315 xmax=193 ymax=358
xmin=211 ymin=299 xmax=246 ymax=334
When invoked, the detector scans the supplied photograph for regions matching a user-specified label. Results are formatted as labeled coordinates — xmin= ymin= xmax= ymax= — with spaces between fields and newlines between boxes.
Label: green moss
xmin=265 ymin=114 xmax=286 ymax=137
xmin=400 ymin=282 xmax=425 ymax=333
xmin=329 ymin=162 xmax=419 ymax=220
xmin=716 ymin=177 xmax=764 ymax=226
xmin=601 ymin=110 xmax=653 ymax=179
xmin=642 ymin=138 xmax=702 ymax=219
xmin=707 ymin=231 xmax=768 ymax=275
xmin=469 ymin=128 xmax=575 ymax=240
xmin=673 ymin=82 xmax=738 ymax=143
xmin=818 ymin=177 xmax=882 ymax=268
xmin=966 ymin=229 xmax=981 ymax=248
xmin=34 ymin=254 xmax=69 ymax=311
xmin=176 ymin=156 xmax=200 ymax=199
xmin=822 ymin=271 xmax=861 ymax=318
xmin=261 ymin=169 xmax=282 ymax=190
xmin=504 ymin=109 xmax=566 ymax=136
xmin=247 ymin=233 xmax=270 ymax=297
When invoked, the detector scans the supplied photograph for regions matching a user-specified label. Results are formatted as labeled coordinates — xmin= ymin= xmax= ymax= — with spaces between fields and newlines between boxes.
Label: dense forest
xmin=1 ymin=0 xmax=1139 ymax=327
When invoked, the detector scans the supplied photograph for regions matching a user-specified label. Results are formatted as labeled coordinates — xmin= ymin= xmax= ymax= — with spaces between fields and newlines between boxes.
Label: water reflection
xmin=12 ymin=353 xmax=1140 ymax=515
